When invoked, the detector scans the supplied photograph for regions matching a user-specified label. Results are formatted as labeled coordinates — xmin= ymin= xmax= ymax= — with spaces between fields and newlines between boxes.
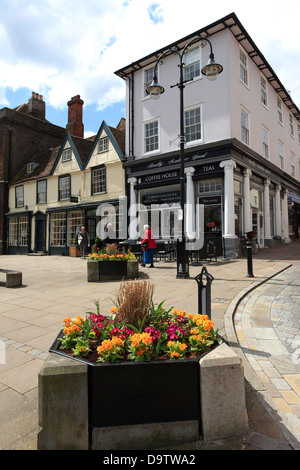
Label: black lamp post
xmin=146 ymin=36 xmax=223 ymax=279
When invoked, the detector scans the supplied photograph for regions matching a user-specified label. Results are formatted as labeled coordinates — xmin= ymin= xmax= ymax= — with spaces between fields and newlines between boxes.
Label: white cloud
xmin=0 ymin=0 xmax=300 ymax=112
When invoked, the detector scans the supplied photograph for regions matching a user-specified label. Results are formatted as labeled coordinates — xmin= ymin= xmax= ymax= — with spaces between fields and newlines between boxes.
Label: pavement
xmin=0 ymin=239 xmax=300 ymax=451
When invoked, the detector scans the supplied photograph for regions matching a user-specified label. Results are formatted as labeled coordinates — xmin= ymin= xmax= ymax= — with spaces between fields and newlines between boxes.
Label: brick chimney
xmin=28 ymin=92 xmax=46 ymax=120
xmin=66 ymin=95 xmax=84 ymax=138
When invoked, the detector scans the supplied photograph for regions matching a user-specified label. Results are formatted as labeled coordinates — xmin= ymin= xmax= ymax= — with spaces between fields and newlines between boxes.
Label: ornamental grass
xmin=58 ymin=280 xmax=221 ymax=363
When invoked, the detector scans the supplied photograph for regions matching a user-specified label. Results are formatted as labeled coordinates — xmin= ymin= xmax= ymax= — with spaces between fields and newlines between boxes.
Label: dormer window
xmin=98 ymin=137 xmax=109 ymax=153
xmin=26 ymin=162 xmax=39 ymax=174
xmin=62 ymin=148 xmax=72 ymax=162
xmin=27 ymin=162 xmax=34 ymax=174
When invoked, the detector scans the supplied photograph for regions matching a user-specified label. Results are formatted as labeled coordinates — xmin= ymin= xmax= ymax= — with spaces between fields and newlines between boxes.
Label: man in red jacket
xmin=141 ymin=225 xmax=157 ymax=267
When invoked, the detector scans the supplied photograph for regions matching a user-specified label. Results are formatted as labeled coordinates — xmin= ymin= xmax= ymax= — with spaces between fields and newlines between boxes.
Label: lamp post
xmin=146 ymin=36 xmax=223 ymax=278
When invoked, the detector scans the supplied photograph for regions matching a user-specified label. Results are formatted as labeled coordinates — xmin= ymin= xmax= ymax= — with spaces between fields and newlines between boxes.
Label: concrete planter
xmin=38 ymin=342 xmax=248 ymax=450
xmin=87 ymin=259 xmax=138 ymax=282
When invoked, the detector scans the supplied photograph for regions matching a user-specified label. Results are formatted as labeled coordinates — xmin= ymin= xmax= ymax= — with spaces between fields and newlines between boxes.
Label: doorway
xmin=252 ymin=211 xmax=264 ymax=247
xmin=35 ymin=213 xmax=46 ymax=252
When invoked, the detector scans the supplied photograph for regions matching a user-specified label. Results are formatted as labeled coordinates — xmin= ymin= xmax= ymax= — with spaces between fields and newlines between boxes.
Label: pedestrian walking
xmin=141 ymin=224 xmax=157 ymax=267
xmin=78 ymin=226 xmax=90 ymax=258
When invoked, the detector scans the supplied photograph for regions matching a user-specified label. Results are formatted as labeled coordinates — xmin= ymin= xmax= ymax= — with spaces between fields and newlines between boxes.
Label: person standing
xmin=141 ymin=224 xmax=157 ymax=267
xmin=78 ymin=226 xmax=90 ymax=258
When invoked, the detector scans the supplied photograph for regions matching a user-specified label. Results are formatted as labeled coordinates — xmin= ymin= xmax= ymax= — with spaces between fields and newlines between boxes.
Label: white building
xmin=115 ymin=12 xmax=300 ymax=258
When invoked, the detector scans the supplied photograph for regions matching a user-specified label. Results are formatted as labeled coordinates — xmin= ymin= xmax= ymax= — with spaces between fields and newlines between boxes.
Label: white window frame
xmin=298 ymin=123 xmax=300 ymax=144
xmin=184 ymin=105 xmax=202 ymax=144
xmin=15 ymin=185 xmax=24 ymax=208
xmin=183 ymin=46 xmax=201 ymax=82
xmin=261 ymin=76 xmax=268 ymax=107
xmin=291 ymin=152 xmax=295 ymax=177
xmin=59 ymin=175 xmax=71 ymax=200
xmin=239 ymin=49 xmax=248 ymax=86
xmin=144 ymin=119 xmax=160 ymax=154
xmin=144 ymin=66 xmax=155 ymax=98
xmin=277 ymin=97 xmax=283 ymax=124
xmin=279 ymin=142 xmax=284 ymax=169
xmin=98 ymin=136 xmax=109 ymax=153
xmin=289 ymin=113 xmax=294 ymax=137
xmin=241 ymin=108 xmax=250 ymax=146
xmin=62 ymin=148 xmax=72 ymax=162
xmin=262 ymin=126 xmax=269 ymax=159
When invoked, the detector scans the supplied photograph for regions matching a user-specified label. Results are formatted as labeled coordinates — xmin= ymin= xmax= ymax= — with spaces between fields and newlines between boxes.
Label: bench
xmin=0 ymin=269 xmax=22 ymax=288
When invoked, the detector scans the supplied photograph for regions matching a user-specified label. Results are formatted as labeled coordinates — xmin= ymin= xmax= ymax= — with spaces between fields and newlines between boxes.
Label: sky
xmin=1 ymin=0 xmax=300 ymax=138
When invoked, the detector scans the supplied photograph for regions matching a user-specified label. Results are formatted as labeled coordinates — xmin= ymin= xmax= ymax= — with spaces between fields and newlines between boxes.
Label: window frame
xmin=279 ymin=141 xmax=284 ymax=169
xmin=291 ymin=152 xmax=295 ymax=177
xmin=144 ymin=66 xmax=155 ymax=98
xmin=239 ymin=49 xmax=248 ymax=87
xmin=15 ymin=185 xmax=24 ymax=208
xmin=289 ymin=113 xmax=294 ymax=137
xmin=261 ymin=76 xmax=268 ymax=107
xmin=58 ymin=175 xmax=71 ymax=201
xmin=98 ymin=136 xmax=109 ymax=153
xmin=36 ymin=179 xmax=47 ymax=204
xmin=241 ymin=108 xmax=250 ymax=146
xmin=262 ymin=126 xmax=269 ymax=159
xmin=62 ymin=148 xmax=72 ymax=162
xmin=277 ymin=97 xmax=283 ymax=124
xmin=183 ymin=45 xmax=201 ymax=82
xmin=184 ymin=105 xmax=202 ymax=144
xmin=144 ymin=119 xmax=159 ymax=154
xmin=91 ymin=165 xmax=107 ymax=195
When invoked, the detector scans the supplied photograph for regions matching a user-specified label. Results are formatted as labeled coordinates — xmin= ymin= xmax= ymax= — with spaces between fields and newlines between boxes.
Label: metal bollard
xmin=246 ymin=241 xmax=254 ymax=277
xmin=195 ymin=266 xmax=214 ymax=319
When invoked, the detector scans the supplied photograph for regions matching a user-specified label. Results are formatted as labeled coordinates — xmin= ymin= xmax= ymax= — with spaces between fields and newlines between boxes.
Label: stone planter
xmin=87 ymin=259 xmax=138 ymax=282
xmin=38 ymin=341 xmax=248 ymax=450
xmin=69 ymin=246 xmax=81 ymax=257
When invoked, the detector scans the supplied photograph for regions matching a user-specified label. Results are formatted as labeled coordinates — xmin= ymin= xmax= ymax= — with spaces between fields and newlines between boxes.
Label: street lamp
xmin=146 ymin=36 xmax=222 ymax=279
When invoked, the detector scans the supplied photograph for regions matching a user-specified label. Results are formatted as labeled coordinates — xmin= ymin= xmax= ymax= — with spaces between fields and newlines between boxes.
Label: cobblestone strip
xmin=0 ymin=335 xmax=49 ymax=361
xmin=234 ymin=268 xmax=300 ymax=445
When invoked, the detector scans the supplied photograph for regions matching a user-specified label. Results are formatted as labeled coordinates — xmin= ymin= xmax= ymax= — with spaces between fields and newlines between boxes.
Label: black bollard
xmin=246 ymin=241 xmax=254 ymax=277
xmin=195 ymin=266 xmax=214 ymax=319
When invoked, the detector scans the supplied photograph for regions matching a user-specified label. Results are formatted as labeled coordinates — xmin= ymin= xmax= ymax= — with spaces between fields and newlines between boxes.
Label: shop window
xmin=68 ymin=211 xmax=83 ymax=246
xmin=8 ymin=216 xmax=28 ymax=246
xmin=50 ymin=212 xmax=66 ymax=246
xmin=234 ymin=196 xmax=243 ymax=236
xmin=203 ymin=204 xmax=222 ymax=233
xmin=8 ymin=218 xmax=18 ymax=246
xmin=198 ymin=178 xmax=221 ymax=193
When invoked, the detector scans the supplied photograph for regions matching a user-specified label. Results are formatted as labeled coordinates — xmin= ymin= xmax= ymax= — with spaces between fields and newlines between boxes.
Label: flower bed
xmin=88 ymin=243 xmax=136 ymax=262
xmin=52 ymin=280 xmax=221 ymax=364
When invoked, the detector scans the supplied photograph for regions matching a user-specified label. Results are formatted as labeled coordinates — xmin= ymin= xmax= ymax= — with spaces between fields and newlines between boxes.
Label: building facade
xmin=115 ymin=13 xmax=300 ymax=258
xmin=0 ymin=92 xmax=66 ymax=254
xmin=7 ymin=119 xmax=126 ymax=255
